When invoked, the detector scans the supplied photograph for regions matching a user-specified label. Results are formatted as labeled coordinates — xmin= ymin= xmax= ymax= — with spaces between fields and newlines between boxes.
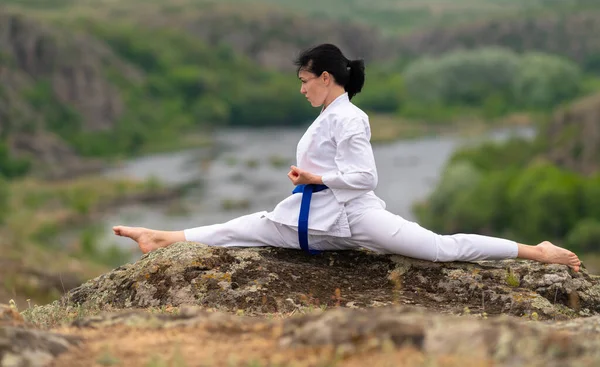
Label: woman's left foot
xmin=536 ymin=241 xmax=581 ymax=272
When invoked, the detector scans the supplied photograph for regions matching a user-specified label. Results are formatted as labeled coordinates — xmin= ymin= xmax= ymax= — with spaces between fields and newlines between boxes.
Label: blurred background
xmin=1 ymin=0 xmax=599 ymax=308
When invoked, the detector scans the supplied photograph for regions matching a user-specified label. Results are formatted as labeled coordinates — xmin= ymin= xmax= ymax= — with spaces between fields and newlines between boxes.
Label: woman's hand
xmin=288 ymin=165 xmax=323 ymax=186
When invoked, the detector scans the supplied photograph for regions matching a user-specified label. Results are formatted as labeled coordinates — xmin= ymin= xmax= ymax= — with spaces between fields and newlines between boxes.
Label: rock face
xmin=0 ymin=10 xmax=138 ymax=133
xmin=176 ymin=6 xmax=396 ymax=71
xmin=545 ymin=92 xmax=600 ymax=176
xmin=50 ymin=242 xmax=600 ymax=320
xmin=0 ymin=9 xmax=140 ymax=178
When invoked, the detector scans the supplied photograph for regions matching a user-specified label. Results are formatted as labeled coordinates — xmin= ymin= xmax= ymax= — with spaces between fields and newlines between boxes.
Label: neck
xmin=322 ymin=87 xmax=346 ymax=110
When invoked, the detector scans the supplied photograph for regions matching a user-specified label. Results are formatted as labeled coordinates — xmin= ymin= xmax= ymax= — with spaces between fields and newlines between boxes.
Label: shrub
xmin=566 ymin=218 xmax=600 ymax=253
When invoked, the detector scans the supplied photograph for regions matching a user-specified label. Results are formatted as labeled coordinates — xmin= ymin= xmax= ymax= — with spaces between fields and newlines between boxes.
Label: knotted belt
xmin=292 ymin=184 xmax=328 ymax=254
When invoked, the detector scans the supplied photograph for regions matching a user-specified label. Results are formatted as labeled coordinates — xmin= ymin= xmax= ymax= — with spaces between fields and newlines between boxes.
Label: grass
xmin=5 ymin=175 xmax=162 ymax=246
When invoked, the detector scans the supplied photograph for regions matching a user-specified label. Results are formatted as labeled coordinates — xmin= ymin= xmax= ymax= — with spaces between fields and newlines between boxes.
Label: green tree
xmin=417 ymin=161 xmax=481 ymax=231
xmin=513 ymin=53 xmax=582 ymax=109
xmin=582 ymin=173 xmax=600 ymax=221
xmin=403 ymin=47 xmax=520 ymax=106
xmin=354 ymin=72 xmax=405 ymax=113
xmin=507 ymin=161 xmax=582 ymax=242
xmin=444 ymin=170 xmax=516 ymax=235
xmin=566 ymin=218 xmax=600 ymax=253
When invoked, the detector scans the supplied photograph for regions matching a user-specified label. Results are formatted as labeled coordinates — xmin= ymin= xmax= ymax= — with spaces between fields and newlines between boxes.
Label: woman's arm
xmin=320 ymin=131 xmax=378 ymax=190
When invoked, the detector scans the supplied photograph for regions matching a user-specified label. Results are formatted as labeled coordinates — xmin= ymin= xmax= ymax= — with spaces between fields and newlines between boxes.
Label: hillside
xmin=11 ymin=1 xmax=394 ymax=70
xmin=413 ymin=91 xmax=600 ymax=258
xmin=1 ymin=1 xmax=599 ymax=179
xmin=8 ymin=0 xmax=595 ymax=36
xmin=0 ymin=10 xmax=139 ymax=178
xmin=395 ymin=11 xmax=600 ymax=70
xmin=544 ymin=93 xmax=600 ymax=175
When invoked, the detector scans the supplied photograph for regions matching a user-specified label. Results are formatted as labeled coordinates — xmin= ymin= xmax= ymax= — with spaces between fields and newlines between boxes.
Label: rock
xmin=65 ymin=305 xmax=600 ymax=367
xmin=279 ymin=307 xmax=600 ymax=366
xmin=0 ymin=326 xmax=81 ymax=367
xmin=40 ymin=242 xmax=600 ymax=320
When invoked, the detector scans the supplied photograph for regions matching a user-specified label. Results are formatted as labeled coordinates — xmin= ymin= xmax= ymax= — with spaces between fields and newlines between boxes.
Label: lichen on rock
xmin=34 ymin=242 xmax=600 ymax=321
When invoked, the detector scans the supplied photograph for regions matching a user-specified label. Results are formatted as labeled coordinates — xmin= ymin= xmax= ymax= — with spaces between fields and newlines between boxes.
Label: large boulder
xmin=41 ymin=242 xmax=600 ymax=320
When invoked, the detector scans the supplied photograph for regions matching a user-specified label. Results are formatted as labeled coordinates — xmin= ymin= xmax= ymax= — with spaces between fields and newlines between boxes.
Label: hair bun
xmin=347 ymin=59 xmax=365 ymax=99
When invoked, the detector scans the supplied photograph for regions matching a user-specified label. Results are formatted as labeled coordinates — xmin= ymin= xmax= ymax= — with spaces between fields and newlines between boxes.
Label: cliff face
xmin=0 ymin=10 xmax=142 ymax=178
xmin=544 ymin=93 xmax=600 ymax=175
xmin=0 ymin=10 xmax=140 ymax=132
xmin=134 ymin=4 xmax=397 ymax=71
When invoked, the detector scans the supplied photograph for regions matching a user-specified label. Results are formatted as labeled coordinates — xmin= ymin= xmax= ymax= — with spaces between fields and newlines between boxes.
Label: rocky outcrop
xmin=0 ymin=9 xmax=141 ymax=178
xmin=142 ymin=4 xmax=396 ymax=71
xmin=0 ymin=10 xmax=140 ymax=132
xmin=13 ymin=242 xmax=600 ymax=366
xmin=41 ymin=242 xmax=600 ymax=320
xmin=544 ymin=92 xmax=600 ymax=175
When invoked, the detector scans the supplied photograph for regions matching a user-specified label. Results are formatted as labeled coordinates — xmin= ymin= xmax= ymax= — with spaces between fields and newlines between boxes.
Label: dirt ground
xmin=51 ymin=321 xmax=493 ymax=367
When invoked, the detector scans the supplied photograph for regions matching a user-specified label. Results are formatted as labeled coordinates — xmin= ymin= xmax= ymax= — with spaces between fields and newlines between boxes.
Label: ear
xmin=321 ymin=71 xmax=331 ymax=86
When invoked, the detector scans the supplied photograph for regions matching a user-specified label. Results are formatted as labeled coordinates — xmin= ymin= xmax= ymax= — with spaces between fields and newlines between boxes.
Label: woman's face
xmin=298 ymin=69 xmax=329 ymax=108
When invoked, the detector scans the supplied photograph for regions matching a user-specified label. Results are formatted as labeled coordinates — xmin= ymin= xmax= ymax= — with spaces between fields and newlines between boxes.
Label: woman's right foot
xmin=112 ymin=226 xmax=178 ymax=254
xmin=536 ymin=241 xmax=581 ymax=272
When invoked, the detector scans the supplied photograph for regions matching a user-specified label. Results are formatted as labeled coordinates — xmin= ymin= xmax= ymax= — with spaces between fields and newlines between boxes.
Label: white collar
xmin=320 ymin=93 xmax=349 ymax=114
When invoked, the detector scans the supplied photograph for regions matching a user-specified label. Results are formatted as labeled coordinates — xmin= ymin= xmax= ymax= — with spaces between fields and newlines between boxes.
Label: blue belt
xmin=292 ymin=184 xmax=328 ymax=254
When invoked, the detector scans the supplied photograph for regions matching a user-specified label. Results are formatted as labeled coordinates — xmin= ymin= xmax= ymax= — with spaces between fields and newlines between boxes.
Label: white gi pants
xmin=183 ymin=208 xmax=519 ymax=262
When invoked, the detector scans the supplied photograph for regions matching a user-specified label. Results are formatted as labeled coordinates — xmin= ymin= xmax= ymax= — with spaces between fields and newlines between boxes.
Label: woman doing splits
xmin=113 ymin=44 xmax=581 ymax=272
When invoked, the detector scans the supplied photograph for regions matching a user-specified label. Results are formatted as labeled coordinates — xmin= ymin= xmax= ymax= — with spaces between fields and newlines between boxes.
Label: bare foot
xmin=112 ymin=226 xmax=172 ymax=254
xmin=536 ymin=241 xmax=581 ymax=272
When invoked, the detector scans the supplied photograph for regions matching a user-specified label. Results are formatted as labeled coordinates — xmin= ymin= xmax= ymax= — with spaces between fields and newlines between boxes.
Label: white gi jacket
xmin=264 ymin=93 xmax=386 ymax=237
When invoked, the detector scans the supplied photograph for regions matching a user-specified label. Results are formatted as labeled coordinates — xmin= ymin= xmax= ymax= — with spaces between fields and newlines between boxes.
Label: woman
xmin=113 ymin=44 xmax=581 ymax=271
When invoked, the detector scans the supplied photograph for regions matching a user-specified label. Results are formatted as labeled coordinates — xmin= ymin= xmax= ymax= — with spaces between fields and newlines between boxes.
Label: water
xmin=98 ymin=125 xmax=535 ymax=250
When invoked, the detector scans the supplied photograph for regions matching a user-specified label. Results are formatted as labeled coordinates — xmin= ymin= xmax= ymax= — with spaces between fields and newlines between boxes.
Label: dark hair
xmin=294 ymin=44 xmax=365 ymax=100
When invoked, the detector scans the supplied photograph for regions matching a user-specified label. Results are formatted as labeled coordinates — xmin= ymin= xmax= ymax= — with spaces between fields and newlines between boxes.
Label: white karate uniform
xmin=184 ymin=93 xmax=519 ymax=262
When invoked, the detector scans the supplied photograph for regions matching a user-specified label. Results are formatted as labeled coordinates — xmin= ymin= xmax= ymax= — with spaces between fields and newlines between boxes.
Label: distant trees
xmin=414 ymin=138 xmax=600 ymax=254
xmin=6 ymin=19 xmax=594 ymax=161
xmin=402 ymin=48 xmax=583 ymax=119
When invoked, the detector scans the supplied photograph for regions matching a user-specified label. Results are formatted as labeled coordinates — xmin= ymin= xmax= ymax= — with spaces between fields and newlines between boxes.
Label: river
xmin=98 ymin=126 xmax=534 ymax=251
